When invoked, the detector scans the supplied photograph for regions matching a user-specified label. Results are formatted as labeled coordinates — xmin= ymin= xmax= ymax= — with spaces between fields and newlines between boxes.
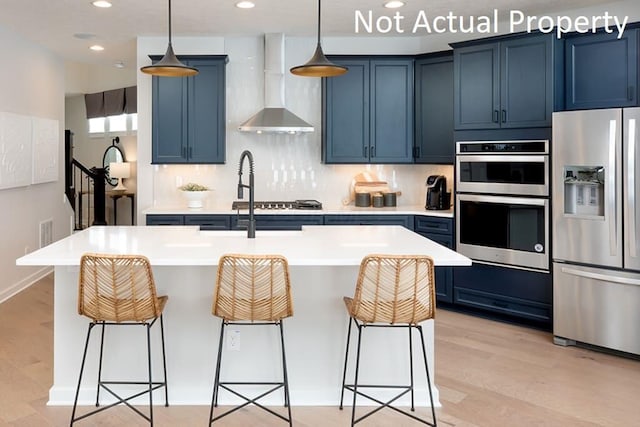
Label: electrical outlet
xmin=227 ymin=330 xmax=240 ymax=351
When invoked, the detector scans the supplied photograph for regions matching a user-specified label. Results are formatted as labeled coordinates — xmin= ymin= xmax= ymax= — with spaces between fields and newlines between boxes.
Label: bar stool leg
xmin=209 ymin=320 xmax=226 ymax=424
xmin=350 ymin=321 xmax=364 ymax=427
xmin=70 ymin=323 xmax=96 ymax=426
xmin=339 ymin=317 xmax=354 ymax=410
xmin=95 ymin=322 xmax=106 ymax=406
xmin=146 ymin=323 xmax=154 ymax=426
xmin=278 ymin=321 xmax=293 ymax=426
xmin=409 ymin=325 xmax=415 ymax=412
xmin=417 ymin=325 xmax=437 ymax=426
xmin=159 ymin=314 xmax=169 ymax=406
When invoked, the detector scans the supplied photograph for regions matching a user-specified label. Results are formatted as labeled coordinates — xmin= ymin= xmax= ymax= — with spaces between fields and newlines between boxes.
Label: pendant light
xmin=140 ymin=0 xmax=198 ymax=77
xmin=290 ymin=0 xmax=347 ymax=77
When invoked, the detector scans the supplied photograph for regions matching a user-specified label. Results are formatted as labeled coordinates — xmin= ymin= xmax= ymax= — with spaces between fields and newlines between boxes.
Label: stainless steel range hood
xmin=239 ymin=34 xmax=314 ymax=133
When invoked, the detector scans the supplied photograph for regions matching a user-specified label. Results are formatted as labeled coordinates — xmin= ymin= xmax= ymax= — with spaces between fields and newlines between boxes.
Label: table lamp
xmin=109 ymin=162 xmax=130 ymax=192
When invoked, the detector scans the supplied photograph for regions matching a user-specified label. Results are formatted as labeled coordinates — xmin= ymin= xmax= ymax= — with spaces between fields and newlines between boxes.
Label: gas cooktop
xmin=231 ymin=199 xmax=323 ymax=210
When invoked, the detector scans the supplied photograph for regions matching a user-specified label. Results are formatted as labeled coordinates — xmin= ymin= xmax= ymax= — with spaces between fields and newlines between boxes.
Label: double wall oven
xmin=455 ymin=140 xmax=550 ymax=271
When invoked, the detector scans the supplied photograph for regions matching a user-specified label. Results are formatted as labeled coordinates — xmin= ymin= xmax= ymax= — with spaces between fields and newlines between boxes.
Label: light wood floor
xmin=1 ymin=275 xmax=639 ymax=426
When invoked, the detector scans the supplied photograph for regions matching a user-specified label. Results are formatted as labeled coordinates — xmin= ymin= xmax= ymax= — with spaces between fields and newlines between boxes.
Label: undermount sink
xmin=200 ymin=230 xmax=303 ymax=238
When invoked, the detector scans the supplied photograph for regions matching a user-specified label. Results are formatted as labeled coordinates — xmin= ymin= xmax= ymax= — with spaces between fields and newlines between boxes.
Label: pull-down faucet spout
xmin=237 ymin=150 xmax=256 ymax=238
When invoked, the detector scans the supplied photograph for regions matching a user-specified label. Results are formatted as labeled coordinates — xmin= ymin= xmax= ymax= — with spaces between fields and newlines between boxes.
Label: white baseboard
xmin=1 ymin=267 xmax=53 ymax=303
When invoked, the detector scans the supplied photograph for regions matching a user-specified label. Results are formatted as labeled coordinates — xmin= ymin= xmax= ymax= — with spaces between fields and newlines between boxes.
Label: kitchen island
xmin=16 ymin=225 xmax=470 ymax=407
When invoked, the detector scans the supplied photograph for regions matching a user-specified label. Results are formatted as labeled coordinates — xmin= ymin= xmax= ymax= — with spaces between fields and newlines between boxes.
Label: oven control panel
xmin=457 ymin=140 xmax=548 ymax=154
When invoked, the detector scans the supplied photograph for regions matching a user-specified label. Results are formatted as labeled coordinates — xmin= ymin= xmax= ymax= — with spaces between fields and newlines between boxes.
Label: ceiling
xmin=0 ymin=0 xmax=623 ymax=68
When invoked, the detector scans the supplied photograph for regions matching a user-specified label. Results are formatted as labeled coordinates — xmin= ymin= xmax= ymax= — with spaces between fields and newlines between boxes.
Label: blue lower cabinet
xmin=324 ymin=214 xmax=413 ymax=229
xmin=184 ymin=215 xmax=231 ymax=230
xmin=453 ymin=262 xmax=552 ymax=324
xmin=146 ymin=215 xmax=184 ymax=225
xmin=232 ymin=215 xmax=324 ymax=231
xmin=414 ymin=216 xmax=454 ymax=303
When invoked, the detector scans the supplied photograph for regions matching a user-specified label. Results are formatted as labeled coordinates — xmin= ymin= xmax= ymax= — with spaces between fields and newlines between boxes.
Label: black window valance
xmin=84 ymin=85 xmax=137 ymax=118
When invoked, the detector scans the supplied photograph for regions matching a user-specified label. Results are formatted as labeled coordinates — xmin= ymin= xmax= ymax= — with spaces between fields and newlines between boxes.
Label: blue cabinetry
xmin=146 ymin=214 xmax=185 ymax=225
xmin=324 ymin=214 xmax=413 ymax=229
xmin=565 ymin=29 xmax=638 ymax=109
xmin=414 ymin=52 xmax=454 ymax=164
xmin=453 ymin=34 xmax=554 ymax=130
xmin=323 ymin=56 xmax=414 ymax=164
xmin=414 ymin=216 xmax=454 ymax=303
xmin=152 ymin=56 xmax=227 ymax=164
xmin=232 ymin=215 xmax=324 ymax=230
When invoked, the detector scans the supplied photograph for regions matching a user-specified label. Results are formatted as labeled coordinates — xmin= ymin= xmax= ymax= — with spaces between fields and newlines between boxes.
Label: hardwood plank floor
xmin=1 ymin=275 xmax=638 ymax=426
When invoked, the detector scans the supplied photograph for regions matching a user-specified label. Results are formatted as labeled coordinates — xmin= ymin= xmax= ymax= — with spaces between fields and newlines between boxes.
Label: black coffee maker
xmin=426 ymin=175 xmax=450 ymax=210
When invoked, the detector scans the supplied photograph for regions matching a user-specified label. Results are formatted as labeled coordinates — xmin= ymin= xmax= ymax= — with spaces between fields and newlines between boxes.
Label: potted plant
xmin=179 ymin=183 xmax=210 ymax=209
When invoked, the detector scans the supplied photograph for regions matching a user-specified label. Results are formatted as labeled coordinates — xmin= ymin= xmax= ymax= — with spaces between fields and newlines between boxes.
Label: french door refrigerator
xmin=552 ymin=108 xmax=640 ymax=356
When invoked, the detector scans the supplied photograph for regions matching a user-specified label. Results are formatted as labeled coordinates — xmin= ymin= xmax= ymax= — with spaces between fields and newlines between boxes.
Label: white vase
xmin=182 ymin=191 xmax=209 ymax=209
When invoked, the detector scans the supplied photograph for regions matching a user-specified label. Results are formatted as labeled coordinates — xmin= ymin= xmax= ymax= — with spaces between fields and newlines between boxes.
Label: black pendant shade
xmin=290 ymin=0 xmax=347 ymax=77
xmin=140 ymin=0 xmax=198 ymax=77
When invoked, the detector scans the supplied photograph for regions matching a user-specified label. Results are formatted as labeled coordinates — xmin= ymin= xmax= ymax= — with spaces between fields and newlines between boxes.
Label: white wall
xmin=0 ymin=24 xmax=69 ymax=302
xmin=136 ymin=35 xmax=453 ymax=220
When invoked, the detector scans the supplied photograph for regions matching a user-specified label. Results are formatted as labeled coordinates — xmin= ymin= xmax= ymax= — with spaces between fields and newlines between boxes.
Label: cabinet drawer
xmin=414 ymin=216 xmax=452 ymax=235
xmin=324 ymin=215 xmax=413 ymax=230
xmin=454 ymin=287 xmax=551 ymax=322
xmin=146 ymin=214 xmax=184 ymax=225
xmin=184 ymin=215 xmax=231 ymax=230
xmin=232 ymin=215 xmax=324 ymax=231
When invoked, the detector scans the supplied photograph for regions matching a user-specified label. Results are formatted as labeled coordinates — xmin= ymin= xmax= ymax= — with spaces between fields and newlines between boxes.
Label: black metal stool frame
xmin=339 ymin=317 xmax=437 ymax=426
xmin=70 ymin=315 xmax=169 ymax=426
xmin=209 ymin=319 xmax=292 ymax=426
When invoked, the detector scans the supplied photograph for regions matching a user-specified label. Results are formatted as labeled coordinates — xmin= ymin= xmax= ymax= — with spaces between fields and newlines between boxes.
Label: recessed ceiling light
xmin=114 ymin=61 xmax=125 ymax=68
xmin=89 ymin=45 xmax=104 ymax=51
xmin=92 ymin=1 xmax=112 ymax=8
xmin=236 ymin=1 xmax=255 ymax=9
xmin=384 ymin=0 xmax=405 ymax=8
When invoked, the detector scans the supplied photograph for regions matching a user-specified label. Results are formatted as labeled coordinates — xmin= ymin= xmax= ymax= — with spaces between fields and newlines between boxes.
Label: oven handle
xmin=455 ymin=154 xmax=547 ymax=163
xmin=457 ymin=193 xmax=547 ymax=206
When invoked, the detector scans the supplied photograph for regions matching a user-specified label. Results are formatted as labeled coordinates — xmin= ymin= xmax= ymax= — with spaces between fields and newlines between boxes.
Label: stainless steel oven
xmin=455 ymin=140 xmax=550 ymax=271
xmin=456 ymin=194 xmax=549 ymax=271
xmin=456 ymin=140 xmax=549 ymax=196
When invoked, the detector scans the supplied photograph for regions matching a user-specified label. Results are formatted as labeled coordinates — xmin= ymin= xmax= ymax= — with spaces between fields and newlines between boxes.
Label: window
xmin=88 ymin=113 xmax=137 ymax=136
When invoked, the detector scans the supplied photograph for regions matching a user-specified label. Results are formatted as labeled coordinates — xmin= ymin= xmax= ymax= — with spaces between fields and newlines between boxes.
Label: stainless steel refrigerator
xmin=552 ymin=108 xmax=640 ymax=356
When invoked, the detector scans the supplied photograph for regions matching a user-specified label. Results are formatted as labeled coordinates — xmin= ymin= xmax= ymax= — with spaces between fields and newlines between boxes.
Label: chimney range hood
xmin=239 ymin=34 xmax=314 ymax=134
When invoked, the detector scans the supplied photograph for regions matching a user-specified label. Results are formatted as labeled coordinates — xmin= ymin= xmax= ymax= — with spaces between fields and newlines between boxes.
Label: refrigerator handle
xmin=608 ymin=120 xmax=617 ymax=257
xmin=561 ymin=266 xmax=640 ymax=287
xmin=629 ymin=118 xmax=637 ymax=258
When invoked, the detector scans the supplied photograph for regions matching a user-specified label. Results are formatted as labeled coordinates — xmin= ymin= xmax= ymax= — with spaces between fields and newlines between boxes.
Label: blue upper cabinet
xmin=152 ymin=55 xmax=227 ymax=164
xmin=453 ymin=34 xmax=553 ymax=130
xmin=565 ymin=29 xmax=638 ymax=110
xmin=414 ymin=52 xmax=454 ymax=164
xmin=323 ymin=56 xmax=414 ymax=164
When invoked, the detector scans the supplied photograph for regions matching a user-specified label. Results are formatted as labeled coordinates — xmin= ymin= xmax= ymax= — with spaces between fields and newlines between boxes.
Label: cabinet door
xmin=566 ymin=30 xmax=638 ymax=110
xmin=188 ymin=59 xmax=226 ymax=163
xmin=501 ymin=35 xmax=552 ymax=128
xmin=454 ymin=43 xmax=500 ymax=130
xmin=415 ymin=54 xmax=454 ymax=164
xmin=323 ymin=58 xmax=370 ymax=163
xmin=152 ymin=75 xmax=187 ymax=163
xmin=370 ymin=58 xmax=414 ymax=163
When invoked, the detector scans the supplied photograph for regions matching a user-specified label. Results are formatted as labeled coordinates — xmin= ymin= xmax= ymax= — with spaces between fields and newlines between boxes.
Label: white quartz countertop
xmin=16 ymin=225 xmax=469 ymax=267
xmin=145 ymin=204 xmax=454 ymax=218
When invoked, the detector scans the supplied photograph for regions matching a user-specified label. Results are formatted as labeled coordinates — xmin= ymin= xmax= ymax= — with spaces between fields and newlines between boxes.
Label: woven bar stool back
xmin=210 ymin=254 xmax=294 ymax=426
xmin=346 ymin=255 xmax=435 ymax=325
xmin=213 ymin=254 xmax=293 ymax=322
xmin=70 ymin=253 xmax=169 ymax=426
xmin=340 ymin=254 xmax=437 ymax=427
xmin=78 ymin=253 xmax=167 ymax=322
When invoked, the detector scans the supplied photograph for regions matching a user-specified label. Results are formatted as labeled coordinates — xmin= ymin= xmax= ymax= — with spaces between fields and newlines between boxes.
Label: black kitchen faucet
xmin=237 ymin=150 xmax=256 ymax=238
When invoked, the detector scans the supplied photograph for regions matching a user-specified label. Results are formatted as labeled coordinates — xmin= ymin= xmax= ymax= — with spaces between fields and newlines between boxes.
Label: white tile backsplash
xmin=150 ymin=36 xmax=453 ymax=210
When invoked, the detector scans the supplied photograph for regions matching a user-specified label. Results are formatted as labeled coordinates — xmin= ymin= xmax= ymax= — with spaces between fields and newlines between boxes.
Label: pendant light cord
xmin=317 ymin=0 xmax=321 ymax=45
xmin=168 ymin=0 xmax=173 ymax=45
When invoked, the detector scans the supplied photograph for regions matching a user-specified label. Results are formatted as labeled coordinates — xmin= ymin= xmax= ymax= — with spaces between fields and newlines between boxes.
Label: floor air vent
xmin=39 ymin=219 xmax=53 ymax=248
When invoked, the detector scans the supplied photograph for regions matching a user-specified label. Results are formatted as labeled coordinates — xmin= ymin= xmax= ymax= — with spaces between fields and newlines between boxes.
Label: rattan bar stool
xmin=70 ymin=253 xmax=169 ymax=426
xmin=339 ymin=254 xmax=437 ymax=426
xmin=209 ymin=254 xmax=294 ymax=426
